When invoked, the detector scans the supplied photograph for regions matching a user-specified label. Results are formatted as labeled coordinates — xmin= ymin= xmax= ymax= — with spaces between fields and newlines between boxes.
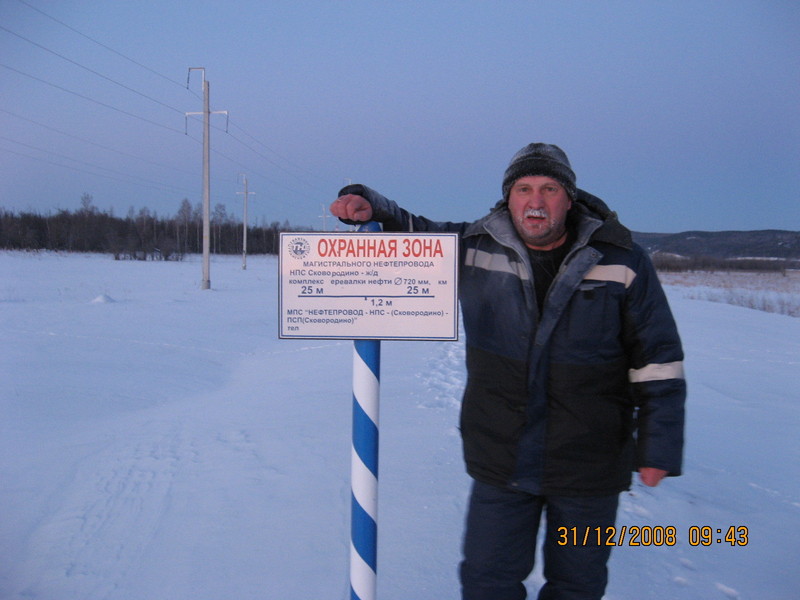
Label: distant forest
xmin=2 ymin=195 xmax=796 ymax=273
xmin=649 ymin=254 xmax=796 ymax=273
xmin=0 ymin=194 xmax=305 ymax=260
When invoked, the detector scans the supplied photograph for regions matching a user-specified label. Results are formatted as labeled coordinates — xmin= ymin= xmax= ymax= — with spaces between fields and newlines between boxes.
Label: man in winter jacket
xmin=330 ymin=143 xmax=686 ymax=600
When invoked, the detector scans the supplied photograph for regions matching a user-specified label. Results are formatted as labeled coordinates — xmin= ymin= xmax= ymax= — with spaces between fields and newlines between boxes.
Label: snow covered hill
xmin=1 ymin=252 xmax=798 ymax=599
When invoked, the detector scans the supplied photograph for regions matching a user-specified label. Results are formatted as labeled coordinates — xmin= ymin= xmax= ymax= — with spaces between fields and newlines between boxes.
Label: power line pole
xmin=319 ymin=203 xmax=330 ymax=231
xmin=237 ymin=174 xmax=255 ymax=270
xmin=186 ymin=67 xmax=228 ymax=289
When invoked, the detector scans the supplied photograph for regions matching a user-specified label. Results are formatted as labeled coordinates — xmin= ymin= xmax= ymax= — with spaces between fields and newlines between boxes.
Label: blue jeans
xmin=460 ymin=481 xmax=619 ymax=600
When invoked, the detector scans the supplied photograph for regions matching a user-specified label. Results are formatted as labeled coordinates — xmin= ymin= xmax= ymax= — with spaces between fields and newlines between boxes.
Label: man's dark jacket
xmin=339 ymin=184 xmax=686 ymax=496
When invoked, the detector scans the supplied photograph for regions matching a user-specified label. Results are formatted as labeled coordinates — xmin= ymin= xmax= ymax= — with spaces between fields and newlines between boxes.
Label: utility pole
xmin=237 ymin=174 xmax=255 ymax=270
xmin=186 ymin=67 xmax=228 ymax=290
xmin=319 ymin=203 xmax=330 ymax=232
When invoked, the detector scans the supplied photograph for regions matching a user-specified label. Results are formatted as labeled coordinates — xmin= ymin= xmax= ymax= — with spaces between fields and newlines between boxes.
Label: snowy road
xmin=1 ymin=252 xmax=798 ymax=599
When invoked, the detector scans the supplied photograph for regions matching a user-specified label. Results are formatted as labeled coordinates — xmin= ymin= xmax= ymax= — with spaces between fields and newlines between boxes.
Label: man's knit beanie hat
xmin=502 ymin=143 xmax=577 ymax=202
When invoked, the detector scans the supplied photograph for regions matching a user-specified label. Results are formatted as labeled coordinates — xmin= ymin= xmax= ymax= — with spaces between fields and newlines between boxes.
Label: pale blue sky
xmin=1 ymin=0 xmax=798 ymax=233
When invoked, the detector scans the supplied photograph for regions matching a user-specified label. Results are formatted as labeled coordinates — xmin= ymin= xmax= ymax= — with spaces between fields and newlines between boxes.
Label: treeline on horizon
xmin=650 ymin=254 xmax=798 ymax=273
xmin=0 ymin=194 xmax=305 ymax=260
xmin=1 ymin=196 xmax=796 ymax=272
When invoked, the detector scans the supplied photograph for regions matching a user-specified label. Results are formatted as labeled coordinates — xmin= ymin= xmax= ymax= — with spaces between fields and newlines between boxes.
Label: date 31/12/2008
xmin=556 ymin=525 xmax=749 ymax=547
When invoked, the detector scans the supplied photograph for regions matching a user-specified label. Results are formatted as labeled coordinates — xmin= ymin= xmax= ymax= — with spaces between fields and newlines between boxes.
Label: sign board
xmin=279 ymin=232 xmax=459 ymax=340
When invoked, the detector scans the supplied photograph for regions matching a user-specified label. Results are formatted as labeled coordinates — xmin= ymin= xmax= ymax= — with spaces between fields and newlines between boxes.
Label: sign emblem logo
xmin=287 ymin=237 xmax=310 ymax=259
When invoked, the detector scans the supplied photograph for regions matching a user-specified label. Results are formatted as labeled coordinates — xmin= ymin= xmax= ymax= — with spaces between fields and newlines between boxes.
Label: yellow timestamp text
xmin=556 ymin=525 xmax=749 ymax=547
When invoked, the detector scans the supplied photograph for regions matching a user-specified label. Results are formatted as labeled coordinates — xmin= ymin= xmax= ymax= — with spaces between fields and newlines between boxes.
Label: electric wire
xmin=0 ymin=145 xmax=196 ymax=197
xmin=227 ymin=119 xmax=323 ymax=184
xmin=4 ymin=1 xmax=330 ymax=218
xmin=221 ymin=126 xmax=328 ymax=195
xmin=0 ymin=63 xmax=186 ymax=134
xmin=0 ymin=108 xmax=200 ymax=179
xmin=13 ymin=0 xmax=322 ymax=189
xmin=0 ymin=24 xmax=186 ymax=115
xmin=14 ymin=0 xmax=200 ymax=99
xmin=0 ymin=134 xmax=197 ymax=195
xmin=2 ymin=62 xmax=320 ymax=204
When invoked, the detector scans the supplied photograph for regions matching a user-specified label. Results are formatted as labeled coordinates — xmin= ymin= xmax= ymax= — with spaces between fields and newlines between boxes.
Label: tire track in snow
xmin=12 ymin=422 xmax=190 ymax=600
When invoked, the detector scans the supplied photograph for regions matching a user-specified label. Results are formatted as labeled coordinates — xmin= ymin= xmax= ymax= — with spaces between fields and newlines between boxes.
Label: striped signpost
xmin=349 ymin=221 xmax=381 ymax=600
xmin=278 ymin=224 xmax=458 ymax=599
xmin=350 ymin=336 xmax=380 ymax=600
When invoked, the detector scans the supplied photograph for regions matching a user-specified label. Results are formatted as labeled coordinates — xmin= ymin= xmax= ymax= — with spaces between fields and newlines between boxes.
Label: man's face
xmin=507 ymin=176 xmax=572 ymax=250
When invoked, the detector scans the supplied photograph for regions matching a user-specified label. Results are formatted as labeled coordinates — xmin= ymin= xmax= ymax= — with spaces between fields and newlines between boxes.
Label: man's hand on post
xmin=330 ymin=194 xmax=373 ymax=222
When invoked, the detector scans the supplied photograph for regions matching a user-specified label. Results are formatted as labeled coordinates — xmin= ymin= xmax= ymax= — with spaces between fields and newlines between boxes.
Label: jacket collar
xmin=465 ymin=188 xmax=632 ymax=251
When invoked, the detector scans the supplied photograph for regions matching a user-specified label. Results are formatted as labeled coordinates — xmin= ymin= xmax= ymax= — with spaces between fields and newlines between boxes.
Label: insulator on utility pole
xmin=186 ymin=67 xmax=228 ymax=290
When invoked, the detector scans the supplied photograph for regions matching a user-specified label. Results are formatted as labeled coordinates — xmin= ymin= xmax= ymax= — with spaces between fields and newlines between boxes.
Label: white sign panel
xmin=279 ymin=232 xmax=459 ymax=340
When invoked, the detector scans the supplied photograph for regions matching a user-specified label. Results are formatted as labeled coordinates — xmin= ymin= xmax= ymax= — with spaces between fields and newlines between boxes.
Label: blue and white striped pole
xmin=350 ymin=221 xmax=381 ymax=600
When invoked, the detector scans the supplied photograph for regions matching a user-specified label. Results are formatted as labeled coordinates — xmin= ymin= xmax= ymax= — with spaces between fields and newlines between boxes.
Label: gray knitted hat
xmin=501 ymin=143 xmax=576 ymax=202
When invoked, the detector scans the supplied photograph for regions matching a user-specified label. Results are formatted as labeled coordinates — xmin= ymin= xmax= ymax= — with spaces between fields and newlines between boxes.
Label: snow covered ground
xmin=1 ymin=251 xmax=798 ymax=600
